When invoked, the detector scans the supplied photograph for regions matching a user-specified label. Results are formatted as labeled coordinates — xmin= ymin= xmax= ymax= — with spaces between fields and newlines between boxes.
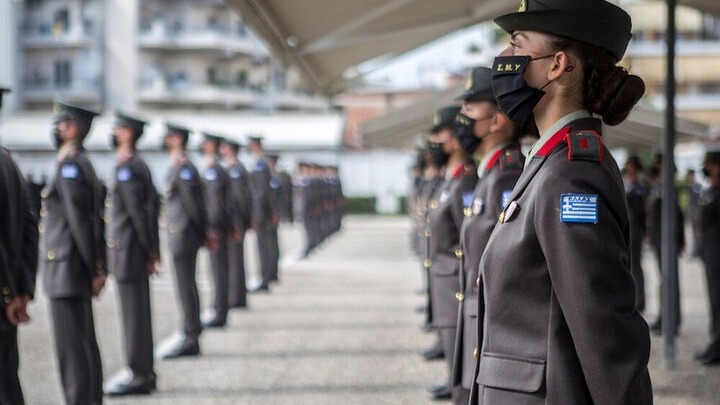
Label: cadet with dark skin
xmin=104 ymin=112 xmax=159 ymax=396
xmin=41 ymin=102 xmax=107 ymax=405
xmin=425 ymin=106 xmax=478 ymax=401
xmin=220 ymin=139 xmax=252 ymax=309
xmin=450 ymin=67 xmax=523 ymax=405
xmin=0 ymin=87 xmax=39 ymax=405
xmin=200 ymin=133 xmax=231 ymax=327
xmin=159 ymin=124 xmax=208 ymax=358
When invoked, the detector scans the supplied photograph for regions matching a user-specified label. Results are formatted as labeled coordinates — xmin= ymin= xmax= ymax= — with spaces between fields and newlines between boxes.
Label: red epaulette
xmin=536 ymin=126 xmax=571 ymax=158
xmin=484 ymin=148 xmax=504 ymax=171
xmin=565 ymin=130 xmax=603 ymax=162
xmin=499 ymin=149 xmax=523 ymax=170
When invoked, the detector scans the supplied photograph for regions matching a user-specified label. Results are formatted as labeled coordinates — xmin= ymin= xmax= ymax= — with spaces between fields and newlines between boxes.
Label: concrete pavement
xmin=15 ymin=216 xmax=720 ymax=404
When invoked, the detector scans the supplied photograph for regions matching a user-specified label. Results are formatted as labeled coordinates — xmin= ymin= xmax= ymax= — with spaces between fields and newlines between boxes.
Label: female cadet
xmin=450 ymin=67 xmax=523 ymax=405
xmin=425 ymin=106 xmax=478 ymax=400
xmin=473 ymin=0 xmax=653 ymax=404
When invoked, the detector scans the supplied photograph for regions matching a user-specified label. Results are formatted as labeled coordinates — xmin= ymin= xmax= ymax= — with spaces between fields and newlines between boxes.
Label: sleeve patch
xmin=61 ymin=163 xmax=79 ymax=179
xmin=229 ymin=167 xmax=242 ymax=179
xmin=560 ymin=194 xmax=598 ymax=224
xmin=117 ymin=167 xmax=132 ymax=182
xmin=254 ymin=160 xmax=267 ymax=172
xmin=501 ymin=190 xmax=513 ymax=209
xmin=179 ymin=167 xmax=194 ymax=181
xmin=204 ymin=168 xmax=218 ymax=181
xmin=270 ymin=178 xmax=281 ymax=189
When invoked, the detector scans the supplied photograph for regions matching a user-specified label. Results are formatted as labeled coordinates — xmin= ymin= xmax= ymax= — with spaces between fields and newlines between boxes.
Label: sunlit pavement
xmin=17 ymin=216 xmax=720 ymax=404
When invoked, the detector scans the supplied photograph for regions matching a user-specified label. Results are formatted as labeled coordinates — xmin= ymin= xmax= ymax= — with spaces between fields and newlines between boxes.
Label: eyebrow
xmin=511 ymin=32 xmax=529 ymax=42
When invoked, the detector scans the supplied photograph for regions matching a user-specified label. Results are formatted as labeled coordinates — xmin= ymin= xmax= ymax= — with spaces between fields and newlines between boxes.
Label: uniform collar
xmin=445 ymin=164 xmax=464 ymax=181
xmin=57 ymin=142 xmax=79 ymax=162
xmin=477 ymin=142 xmax=511 ymax=178
xmin=525 ymin=110 xmax=592 ymax=168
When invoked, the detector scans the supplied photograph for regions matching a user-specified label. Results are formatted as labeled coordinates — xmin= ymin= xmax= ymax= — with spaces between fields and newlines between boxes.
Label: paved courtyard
xmin=16 ymin=216 xmax=720 ymax=404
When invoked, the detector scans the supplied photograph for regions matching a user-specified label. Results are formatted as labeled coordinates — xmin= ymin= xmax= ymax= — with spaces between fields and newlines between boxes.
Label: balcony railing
xmin=23 ymin=78 xmax=102 ymax=103
xmin=138 ymin=23 xmax=263 ymax=56
xmin=22 ymin=24 xmax=96 ymax=49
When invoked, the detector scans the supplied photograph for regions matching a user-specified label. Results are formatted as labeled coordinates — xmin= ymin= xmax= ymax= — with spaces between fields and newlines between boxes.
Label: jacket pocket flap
xmin=476 ymin=353 xmax=545 ymax=393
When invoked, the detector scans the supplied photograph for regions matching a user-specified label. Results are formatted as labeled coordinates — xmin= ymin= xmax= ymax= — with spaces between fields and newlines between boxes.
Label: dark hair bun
xmin=596 ymin=67 xmax=645 ymax=126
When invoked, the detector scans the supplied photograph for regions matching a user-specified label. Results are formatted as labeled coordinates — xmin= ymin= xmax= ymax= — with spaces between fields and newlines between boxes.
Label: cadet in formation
xmin=473 ymin=0 xmax=653 ymax=403
xmin=200 ymin=133 xmax=231 ymax=327
xmin=696 ymin=151 xmax=720 ymax=365
xmin=104 ymin=112 xmax=160 ymax=396
xmin=266 ymin=154 xmax=283 ymax=283
xmin=40 ymin=102 xmax=106 ymax=405
xmin=425 ymin=106 xmax=477 ymax=401
xmin=623 ymin=155 xmax=648 ymax=312
xmin=0 ymin=87 xmax=39 ymax=405
xmin=220 ymin=138 xmax=252 ymax=309
xmin=246 ymin=136 xmax=278 ymax=292
xmin=160 ymin=124 xmax=207 ymax=358
xmin=450 ymin=66 xmax=523 ymax=405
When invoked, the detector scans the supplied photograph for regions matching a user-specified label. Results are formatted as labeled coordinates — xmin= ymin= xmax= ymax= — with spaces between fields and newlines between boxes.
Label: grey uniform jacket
xmin=248 ymin=157 xmax=276 ymax=227
xmin=107 ymin=154 xmax=159 ymax=282
xmin=0 ymin=149 xmax=38 ymax=328
xmin=427 ymin=162 xmax=478 ymax=328
xmin=453 ymin=145 xmax=523 ymax=390
xmin=202 ymin=162 xmax=230 ymax=235
xmin=165 ymin=159 xmax=206 ymax=254
xmin=41 ymin=147 xmax=107 ymax=298
xmin=474 ymin=118 xmax=652 ymax=404
xmin=226 ymin=163 xmax=252 ymax=233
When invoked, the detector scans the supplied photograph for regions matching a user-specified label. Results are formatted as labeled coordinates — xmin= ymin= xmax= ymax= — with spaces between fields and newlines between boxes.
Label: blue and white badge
xmin=179 ymin=167 xmax=194 ymax=181
xmin=61 ymin=163 xmax=79 ymax=179
xmin=560 ymin=194 xmax=598 ymax=224
xmin=117 ymin=167 xmax=132 ymax=182
xmin=254 ymin=160 xmax=267 ymax=172
xmin=501 ymin=190 xmax=513 ymax=209
xmin=204 ymin=168 xmax=218 ymax=181
xmin=462 ymin=192 xmax=474 ymax=208
xmin=270 ymin=178 xmax=281 ymax=189
xmin=229 ymin=167 xmax=242 ymax=179
xmin=440 ymin=191 xmax=449 ymax=203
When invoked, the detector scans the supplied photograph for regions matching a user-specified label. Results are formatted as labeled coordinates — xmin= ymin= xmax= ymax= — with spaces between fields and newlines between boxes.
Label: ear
xmin=488 ymin=110 xmax=506 ymax=134
xmin=547 ymin=50 xmax=571 ymax=81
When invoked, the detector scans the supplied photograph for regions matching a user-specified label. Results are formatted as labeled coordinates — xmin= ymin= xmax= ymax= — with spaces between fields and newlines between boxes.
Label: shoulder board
xmin=462 ymin=162 xmax=476 ymax=177
xmin=484 ymin=149 xmax=504 ymax=171
xmin=565 ymin=130 xmax=603 ymax=162
xmin=499 ymin=149 xmax=523 ymax=170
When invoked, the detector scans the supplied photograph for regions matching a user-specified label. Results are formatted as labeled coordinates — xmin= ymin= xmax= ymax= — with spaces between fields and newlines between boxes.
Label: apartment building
xmin=12 ymin=0 xmax=328 ymax=113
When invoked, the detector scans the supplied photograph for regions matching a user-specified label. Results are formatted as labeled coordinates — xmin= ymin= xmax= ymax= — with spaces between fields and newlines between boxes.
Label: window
xmin=54 ymin=60 xmax=72 ymax=89
xmin=53 ymin=8 xmax=69 ymax=34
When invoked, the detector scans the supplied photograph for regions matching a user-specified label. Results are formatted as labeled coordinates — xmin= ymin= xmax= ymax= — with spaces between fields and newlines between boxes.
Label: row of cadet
xmin=0 ymin=88 xmax=344 ymax=405
xmin=405 ymin=1 xmax=719 ymax=403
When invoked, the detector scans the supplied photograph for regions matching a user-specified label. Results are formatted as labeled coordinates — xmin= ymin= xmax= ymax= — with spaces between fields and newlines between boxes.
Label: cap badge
xmin=465 ymin=75 xmax=473 ymax=91
xmin=519 ymin=0 xmax=527 ymax=12
xmin=433 ymin=113 xmax=441 ymax=126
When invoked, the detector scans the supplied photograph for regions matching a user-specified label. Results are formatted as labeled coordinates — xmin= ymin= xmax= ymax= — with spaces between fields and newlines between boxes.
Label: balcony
xmin=270 ymin=90 xmax=331 ymax=111
xmin=22 ymin=24 xmax=95 ymax=49
xmin=138 ymin=22 xmax=264 ymax=56
xmin=138 ymin=77 xmax=258 ymax=108
xmin=23 ymin=78 xmax=102 ymax=104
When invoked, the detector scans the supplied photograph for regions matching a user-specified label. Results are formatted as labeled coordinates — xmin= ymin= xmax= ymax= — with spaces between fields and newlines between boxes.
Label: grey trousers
xmin=256 ymin=226 xmax=275 ymax=287
xmin=172 ymin=249 xmax=201 ymax=342
xmin=208 ymin=240 xmax=229 ymax=322
xmin=117 ymin=280 xmax=155 ymax=381
xmin=0 ymin=327 xmax=23 ymax=405
xmin=49 ymin=297 xmax=103 ymax=405
xmin=228 ymin=237 xmax=248 ymax=307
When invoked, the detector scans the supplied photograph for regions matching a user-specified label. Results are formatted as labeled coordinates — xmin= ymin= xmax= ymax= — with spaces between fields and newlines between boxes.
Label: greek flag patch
xmin=229 ymin=167 xmax=242 ymax=179
xmin=254 ymin=160 xmax=267 ymax=172
xmin=462 ymin=192 xmax=474 ymax=208
xmin=61 ymin=163 xmax=79 ymax=179
xmin=179 ymin=167 xmax=194 ymax=181
xmin=117 ymin=167 xmax=132 ymax=182
xmin=270 ymin=178 xmax=281 ymax=189
xmin=204 ymin=168 xmax=218 ymax=181
xmin=560 ymin=194 xmax=598 ymax=224
xmin=501 ymin=190 xmax=513 ymax=209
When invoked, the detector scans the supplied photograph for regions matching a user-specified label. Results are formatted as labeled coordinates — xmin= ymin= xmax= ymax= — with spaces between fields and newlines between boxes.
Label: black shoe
xmin=422 ymin=345 xmax=445 ymax=361
xmin=248 ymin=285 xmax=270 ymax=293
xmin=202 ymin=317 xmax=227 ymax=329
xmin=104 ymin=377 xmax=153 ymax=397
xmin=430 ymin=384 xmax=452 ymax=400
xmin=701 ymin=356 xmax=720 ymax=366
xmin=159 ymin=341 xmax=200 ymax=359
xmin=230 ymin=302 xmax=248 ymax=309
xmin=428 ymin=384 xmax=448 ymax=394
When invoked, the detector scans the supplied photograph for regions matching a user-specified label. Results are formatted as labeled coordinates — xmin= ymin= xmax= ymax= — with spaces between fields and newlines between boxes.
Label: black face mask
xmin=454 ymin=113 xmax=481 ymax=156
xmin=111 ymin=134 xmax=119 ymax=150
xmin=51 ymin=126 xmax=62 ymax=149
xmin=491 ymin=55 xmax=555 ymax=129
xmin=427 ymin=142 xmax=449 ymax=167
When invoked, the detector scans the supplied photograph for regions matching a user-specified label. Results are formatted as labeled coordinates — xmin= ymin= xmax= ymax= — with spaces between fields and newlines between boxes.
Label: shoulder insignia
xmin=254 ymin=160 xmax=267 ymax=172
xmin=117 ymin=167 xmax=132 ymax=182
xmin=204 ymin=168 xmax=218 ymax=181
xmin=61 ymin=163 xmax=80 ymax=179
xmin=499 ymin=149 xmax=523 ymax=170
xmin=179 ymin=167 xmax=194 ymax=181
xmin=560 ymin=194 xmax=598 ymax=224
xmin=566 ymin=131 xmax=603 ymax=162
xmin=462 ymin=192 xmax=474 ymax=208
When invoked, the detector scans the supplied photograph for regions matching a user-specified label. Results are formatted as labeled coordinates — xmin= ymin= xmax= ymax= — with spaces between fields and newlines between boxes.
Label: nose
xmin=497 ymin=47 xmax=514 ymax=57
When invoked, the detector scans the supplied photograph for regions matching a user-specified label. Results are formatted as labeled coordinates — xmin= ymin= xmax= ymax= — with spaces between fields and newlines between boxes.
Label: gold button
xmin=104 ymin=199 xmax=111 ymax=208
xmin=2 ymin=287 xmax=9 ymax=294
xmin=41 ymin=189 xmax=49 ymax=199
xmin=169 ymin=225 xmax=178 ymax=233
xmin=40 ymin=208 xmax=47 ymax=218
xmin=473 ymin=348 xmax=479 ymax=360
xmin=456 ymin=292 xmax=465 ymax=302
xmin=476 ymin=277 xmax=481 ymax=287
xmin=430 ymin=200 xmax=438 ymax=209
xmin=499 ymin=212 xmax=505 ymax=223
xmin=455 ymin=249 xmax=464 ymax=259
xmin=38 ymin=224 xmax=45 ymax=233
xmin=424 ymin=259 xmax=432 ymax=269
xmin=107 ymin=239 xmax=115 ymax=248
xmin=464 ymin=208 xmax=473 ymax=218
xmin=47 ymin=251 xmax=56 ymax=260
xmin=424 ymin=229 xmax=432 ymax=237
